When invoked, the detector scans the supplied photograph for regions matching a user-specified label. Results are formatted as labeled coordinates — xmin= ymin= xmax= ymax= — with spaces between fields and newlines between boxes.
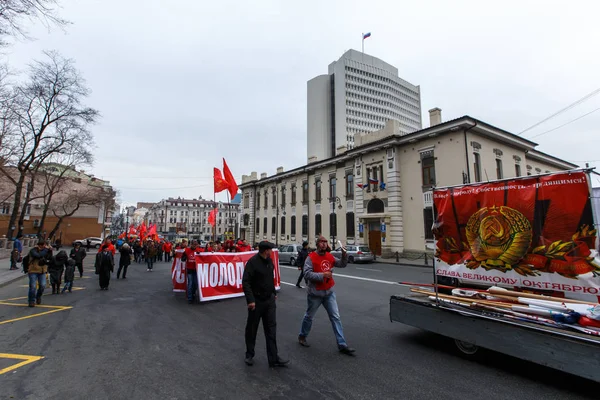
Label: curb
xmin=0 ymin=272 xmax=27 ymax=289
xmin=372 ymin=260 xmax=433 ymax=269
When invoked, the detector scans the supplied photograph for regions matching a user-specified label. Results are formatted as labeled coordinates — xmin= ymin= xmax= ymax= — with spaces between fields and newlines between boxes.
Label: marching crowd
xmin=9 ymin=233 xmax=353 ymax=368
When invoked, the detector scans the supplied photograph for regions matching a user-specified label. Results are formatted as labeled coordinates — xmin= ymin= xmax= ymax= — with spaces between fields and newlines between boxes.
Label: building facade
xmin=307 ymin=49 xmax=422 ymax=162
xmin=241 ymin=111 xmax=577 ymax=257
xmin=147 ymin=197 xmax=239 ymax=242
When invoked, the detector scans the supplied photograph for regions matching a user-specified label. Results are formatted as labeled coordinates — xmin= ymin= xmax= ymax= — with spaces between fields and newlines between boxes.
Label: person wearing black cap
xmin=242 ymin=241 xmax=289 ymax=368
xmin=295 ymin=241 xmax=310 ymax=288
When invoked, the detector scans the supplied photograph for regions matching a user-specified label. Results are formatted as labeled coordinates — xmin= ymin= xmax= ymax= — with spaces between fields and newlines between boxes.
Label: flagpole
xmin=213 ymin=193 xmax=216 ymax=243
xmin=362 ymin=32 xmax=364 ymax=53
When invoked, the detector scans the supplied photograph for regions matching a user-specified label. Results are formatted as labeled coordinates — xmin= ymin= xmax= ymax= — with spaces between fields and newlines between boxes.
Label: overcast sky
xmin=5 ymin=0 xmax=600 ymax=207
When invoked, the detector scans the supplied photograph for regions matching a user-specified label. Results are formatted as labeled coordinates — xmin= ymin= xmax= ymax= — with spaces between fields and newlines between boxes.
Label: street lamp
xmin=329 ymin=196 xmax=343 ymax=248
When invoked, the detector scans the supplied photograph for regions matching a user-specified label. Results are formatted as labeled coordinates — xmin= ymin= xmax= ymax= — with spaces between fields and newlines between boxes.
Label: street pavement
xmin=0 ymin=256 xmax=597 ymax=400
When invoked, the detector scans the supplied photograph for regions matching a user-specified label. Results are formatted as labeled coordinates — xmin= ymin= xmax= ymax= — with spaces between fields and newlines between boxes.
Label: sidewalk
xmin=0 ymin=258 xmax=27 ymax=288
xmin=372 ymin=255 xmax=434 ymax=268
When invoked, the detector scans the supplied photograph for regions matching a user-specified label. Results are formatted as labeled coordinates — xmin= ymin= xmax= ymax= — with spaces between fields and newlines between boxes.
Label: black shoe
xmin=28 ymin=302 xmax=35 ymax=307
xmin=339 ymin=346 xmax=356 ymax=355
xmin=298 ymin=336 xmax=310 ymax=347
xmin=296 ymin=284 xmax=302 ymax=288
xmin=244 ymin=357 xmax=254 ymax=366
xmin=188 ymin=300 xmax=193 ymax=304
xmin=36 ymin=297 xmax=42 ymax=305
xmin=269 ymin=358 xmax=289 ymax=368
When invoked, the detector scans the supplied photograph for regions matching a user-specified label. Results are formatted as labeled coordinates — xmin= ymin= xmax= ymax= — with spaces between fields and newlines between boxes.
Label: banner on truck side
xmin=172 ymin=249 xmax=281 ymax=302
xmin=433 ymin=171 xmax=600 ymax=300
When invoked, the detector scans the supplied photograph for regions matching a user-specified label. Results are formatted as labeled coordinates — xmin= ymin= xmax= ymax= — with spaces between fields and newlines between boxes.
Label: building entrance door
xmin=368 ymin=221 xmax=382 ymax=256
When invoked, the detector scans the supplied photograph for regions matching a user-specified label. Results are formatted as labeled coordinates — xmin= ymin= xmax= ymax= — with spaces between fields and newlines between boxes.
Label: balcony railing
xmin=423 ymin=191 xmax=433 ymax=208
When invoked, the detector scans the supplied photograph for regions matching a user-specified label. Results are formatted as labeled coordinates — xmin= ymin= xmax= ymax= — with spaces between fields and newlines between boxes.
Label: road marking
xmin=0 ymin=353 xmax=44 ymax=375
xmin=0 ymin=301 xmax=73 ymax=325
xmin=279 ymin=265 xmax=398 ymax=285
xmin=355 ymin=267 xmax=382 ymax=272
xmin=18 ymin=285 xmax=86 ymax=291
xmin=280 ymin=282 xmax=296 ymax=287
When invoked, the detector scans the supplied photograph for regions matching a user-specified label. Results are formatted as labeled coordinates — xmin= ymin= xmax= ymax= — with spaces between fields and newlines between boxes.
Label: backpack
xmin=22 ymin=255 xmax=30 ymax=273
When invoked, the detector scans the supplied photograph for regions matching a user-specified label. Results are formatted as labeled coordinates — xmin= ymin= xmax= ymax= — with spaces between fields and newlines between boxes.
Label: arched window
xmin=291 ymin=216 xmax=296 ymax=235
xmin=315 ymin=214 xmax=322 ymax=236
xmin=367 ymin=198 xmax=384 ymax=214
xmin=281 ymin=216 xmax=286 ymax=234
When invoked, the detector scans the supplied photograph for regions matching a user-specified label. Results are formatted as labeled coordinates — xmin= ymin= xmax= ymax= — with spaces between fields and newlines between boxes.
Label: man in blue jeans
xmin=27 ymin=240 xmax=50 ymax=307
xmin=181 ymin=239 xmax=200 ymax=304
xmin=298 ymin=236 xmax=355 ymax=355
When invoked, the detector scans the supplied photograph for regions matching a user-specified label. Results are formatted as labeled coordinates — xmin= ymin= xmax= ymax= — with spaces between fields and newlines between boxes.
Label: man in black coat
xmin=70 ymin=243 xmax=87 ymax=278
xmin=295 ymin=241 xmax=309 ymax=288
xmin=242 ymin=241 xmax=289 ymax=368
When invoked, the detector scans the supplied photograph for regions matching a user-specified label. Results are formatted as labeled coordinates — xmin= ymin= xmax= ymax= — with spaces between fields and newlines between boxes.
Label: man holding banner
xmin=181 ymin=239 xmax=200 ymax=304
xmin=242 ymin=241 xmax=289 ymax=368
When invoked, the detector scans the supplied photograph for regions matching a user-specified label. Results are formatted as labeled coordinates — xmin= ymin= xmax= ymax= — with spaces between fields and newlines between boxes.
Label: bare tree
xmin=0 ymin=0 xmax=69 ymax=46
xmin=0 ymin=50 xmax=99 ymax=238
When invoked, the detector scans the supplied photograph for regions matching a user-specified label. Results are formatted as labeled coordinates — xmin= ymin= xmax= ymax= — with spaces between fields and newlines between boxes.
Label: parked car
xmin=72 ymin=237 xmax=102 ymax=248
xmin=331 ymin=245 xmax=374 ymax=263
xmin=278 ymin=244 xmax=303 ymax=265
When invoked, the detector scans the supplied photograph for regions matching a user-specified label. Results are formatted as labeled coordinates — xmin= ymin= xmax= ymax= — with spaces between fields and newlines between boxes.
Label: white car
xmin=72 ymin=237 xmax=103 ymax=248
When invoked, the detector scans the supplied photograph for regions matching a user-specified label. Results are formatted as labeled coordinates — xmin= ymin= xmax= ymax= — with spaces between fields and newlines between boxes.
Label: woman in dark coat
xmin=117 ymin=243 xmax=132 ymax=279
xmin=48 ymin=250 xmax=68 ymax=294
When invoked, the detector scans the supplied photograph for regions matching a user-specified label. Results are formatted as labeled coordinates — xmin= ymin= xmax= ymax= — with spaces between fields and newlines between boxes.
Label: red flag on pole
xmin=222 ymin=158 xmax=238 ymax=199
xmin=214 ymin=168 xmax=229 ymax=194
xmin=208 ymin=208 xmax=217 ymax=227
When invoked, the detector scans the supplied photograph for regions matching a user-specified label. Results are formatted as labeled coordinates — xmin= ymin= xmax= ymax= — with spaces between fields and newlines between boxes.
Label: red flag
xmin=214 ymin=168 xmax=229 ymax=194
xmin=208 ymin=208 xmax=217 ymax=227
xmin=148 ymin=224 xmax=157 ymax=237
xmin=223 ymin=158 xmax=238 ymax=199
xmin=128 ymin=226 xmax=136 ymax=236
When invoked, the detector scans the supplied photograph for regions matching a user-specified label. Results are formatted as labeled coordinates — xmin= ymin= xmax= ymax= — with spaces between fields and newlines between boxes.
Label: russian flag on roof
xmin=363 ymin=32 xmax=371 ymax=39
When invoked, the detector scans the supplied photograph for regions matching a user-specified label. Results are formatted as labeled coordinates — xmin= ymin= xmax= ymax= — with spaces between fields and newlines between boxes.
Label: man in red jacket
xmin=182 ymin=240 xmax=200 ymax=304
xmin=297 ymin=236 xmax=355 ymax=355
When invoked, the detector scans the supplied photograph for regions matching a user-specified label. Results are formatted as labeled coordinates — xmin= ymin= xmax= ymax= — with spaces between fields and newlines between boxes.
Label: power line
xmin=528 ymin=107 xmax=600 ymax=139
xmin=518 ymin=88 xmax=600 ymax=135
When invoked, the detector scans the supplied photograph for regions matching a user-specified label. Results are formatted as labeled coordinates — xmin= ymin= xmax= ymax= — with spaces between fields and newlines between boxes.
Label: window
xmin=346 ymin=173 xmax=354 ymax=198
xmin=263 ymin=217 xmax=267 ymax=234
xmin=346 ymin=212 xmax=355 ymax=237
xmin=271 ymin=217 xmax=276 ymax=234
xmin=315 ymin=214 xmax=322 ymax=236
xmin=423 ymin=208 xmax=434 ymax=240
xmin=315 ymin=178 xmax=322 ymax=202
xmin=301 ymin=215 xmax=308 ymax=236
xmin=366 ymin=167 xmax=371 ymax=192
xmin=264 ymin=191 xmax=268 ymax=209
xmin=272 ymin=187 xmax=276 ymax=207
xmin=329 ymin=176 xmax=336 ymax=199
xmin=422 ymin=155 xmax=435 ymax=186
xmin=372 ymin=167 xmax=378 ymax=192
xmin=329 ymin=213 xmax=337 ymax=237
xmin=379 ymin=165 xmax=384 ymax=189
xmin=302 ymin=181 xmax=308 ymax=204
xmin=496 ymin=158 xmax=503 ymax=180
xmin=291 ymin=215 xmax=296 ymax=235
xmin=281 ymin=216 xmax=286 ymax=234
xmin=281 ymin=187 xmax=286 ymax=207
xmin=473 ymin=153 xmax=482 ymax=182
xmin=291 ymin=184 xmax=297 ymax=204
xmin=515 ymin=164 xmax=521 ymax=177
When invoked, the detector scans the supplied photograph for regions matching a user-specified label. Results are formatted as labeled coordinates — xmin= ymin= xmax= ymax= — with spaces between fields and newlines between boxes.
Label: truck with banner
xmin=390 ymin=170 xmax=600 ymax=382
xmin=171 ymin=249 xmax=281 ymax=302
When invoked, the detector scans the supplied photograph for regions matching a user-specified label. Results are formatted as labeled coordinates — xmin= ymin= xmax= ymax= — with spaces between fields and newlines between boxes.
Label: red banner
xmin=171 ymin=249 xmax=186 ymax=292
xmin=433 ymin=171 xmax=600 ymax=300
xmin=171 ymin=250 xmax=281 ymax=302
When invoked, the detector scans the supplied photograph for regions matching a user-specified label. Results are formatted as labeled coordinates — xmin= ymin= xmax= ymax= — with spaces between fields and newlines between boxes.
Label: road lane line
xmin=279 ymin=265 xmax=398 ymax=285
xmin=355 ymin=267 xmax=382 ymax=272
xmin=0 ymin=353 xmax=44 ymax=375
xmin=0 ymin=307 xmax=72 ymax=325
xmin=280 ymin=282 xmax=296 ymax=287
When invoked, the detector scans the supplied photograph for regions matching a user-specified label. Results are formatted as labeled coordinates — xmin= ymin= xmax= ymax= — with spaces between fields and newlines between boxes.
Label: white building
xmin=241 ymin=109 xmax=577 ymax=257
xmin=147 ymin=197 xmax=240 ymax=242
xmin=307 ymin=49 xmax=422 ymax=162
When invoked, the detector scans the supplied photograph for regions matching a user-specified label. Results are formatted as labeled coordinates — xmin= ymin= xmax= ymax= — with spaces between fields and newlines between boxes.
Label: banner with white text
xmin=171 ymin=249 xmax=187 ymax=292
xmin=193 ymin=250 xmax=281 ymax=302
xmin=433 ymin=171 xmax=600 ymax=300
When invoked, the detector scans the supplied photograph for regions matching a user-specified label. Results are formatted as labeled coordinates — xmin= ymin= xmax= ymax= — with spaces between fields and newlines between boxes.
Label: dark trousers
xmin=187 ymin=270 xmax=198 ymax=302
xmin=296 ymin=269 xmax=305 ymax=286
xmin=117 ymin=262 xmax=129 ymax=278
xmin=165 ymin=253 xmax=171 ymax=263
xmin=245 ymin=295 xmax=278 ymax=364
xmin=99 ymin=270 xmax=111 ymax=289
xmin=76 ymin=263 xmax=83 ymax=277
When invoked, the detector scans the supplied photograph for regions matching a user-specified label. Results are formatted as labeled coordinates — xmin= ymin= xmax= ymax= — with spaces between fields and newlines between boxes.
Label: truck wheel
xmin=454 ymin=339 xmax=480 ymax=359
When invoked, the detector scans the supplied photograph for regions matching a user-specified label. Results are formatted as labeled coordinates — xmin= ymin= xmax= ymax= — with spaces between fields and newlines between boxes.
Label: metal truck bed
xmin=390 ymin=294 xmax=600 ymax=383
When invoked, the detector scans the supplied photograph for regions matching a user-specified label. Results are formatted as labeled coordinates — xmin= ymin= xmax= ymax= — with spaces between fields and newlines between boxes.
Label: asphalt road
xmin=0 ymin=256 xmax=597 ymax=400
